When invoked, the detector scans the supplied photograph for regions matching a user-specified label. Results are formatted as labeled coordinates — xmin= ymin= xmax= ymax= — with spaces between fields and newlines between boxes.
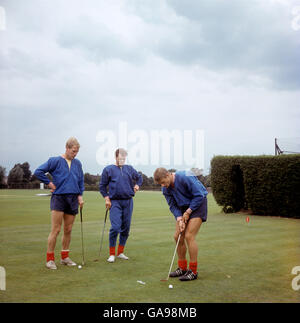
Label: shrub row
xmin=84 ymin=184 xmax=161 ymax=191
xmin=211 ymin=155 xmax=300 ymax=218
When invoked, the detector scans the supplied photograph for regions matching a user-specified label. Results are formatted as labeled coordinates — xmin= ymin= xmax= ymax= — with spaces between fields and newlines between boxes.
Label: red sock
xmin=109 ymin=246 xmax=116 ymax=256
xmin=47 ymin=252 xmax=55 ymax=262
xmin=178 ymin=259 xmax=187 ymax=271
xmin=189 ymin=262 xmax=198 ymax=274
xmin=61 ymin=250 xmax=69 ymax=259
xmin=117 ymin=245 xmax=124 ymax=256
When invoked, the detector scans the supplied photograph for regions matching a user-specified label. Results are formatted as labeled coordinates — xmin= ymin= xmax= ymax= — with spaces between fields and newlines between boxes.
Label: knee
xmin=122 ymin=221 xmax=131 ymax=234
xmin=110 ymin=225 xmax=121 ymax=234
xmin=185 ymin=232 xmax=194 ymax=244
xmin=64 ymin=225 xmax=73 ymax=235
xmin=121 ymin=227 xmax=130 ymax=236
xmin=173 ymin=233 xmax=179 ymax=242
xmin=51 ymin=227 xmax=61 ymax=237
xmin=174 ymin=233 xmax=184 ymax=245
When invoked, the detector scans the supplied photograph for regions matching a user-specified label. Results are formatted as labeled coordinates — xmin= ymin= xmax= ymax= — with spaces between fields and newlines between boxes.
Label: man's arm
xmin=34 ymin=158 xmax=56 ymax=192
xmin=131 ymin=167 xmax=143 ymax=192
xmin=184 ymin=175 xmax=206 ymax=211
xmin=99 ymin=168 xmax=111 ymax=209
xmin=163 ymin=191 xmax=182 ymax=220
xmin=78 ymin=161 xmax=85 ymax=196
xmin=34 ymin=159 xmax=52 ymax=185
xmin=99 ymin=168 xmax=109 ymax=198
xmin=77 ymin=161 xmax=85 ymax=208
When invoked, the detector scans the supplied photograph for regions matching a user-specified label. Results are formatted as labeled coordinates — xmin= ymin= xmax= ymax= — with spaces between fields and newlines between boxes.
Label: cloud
xmin=57 ymin=16 xmax=145 ymax=64
xmin=126 ymin=0 xmax=300 ymax=90
xmin=0 ymin=0 xmax=299 ymax=176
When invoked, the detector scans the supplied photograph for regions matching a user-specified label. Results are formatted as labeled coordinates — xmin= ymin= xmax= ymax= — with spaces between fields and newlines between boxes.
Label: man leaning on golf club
xmin=34 ymin=137 xmax=85 ymax=270
xmin=154 ymin=167 xmax=208 ymax=281
xmin=99 ymin=148 xmax=143 ymax=263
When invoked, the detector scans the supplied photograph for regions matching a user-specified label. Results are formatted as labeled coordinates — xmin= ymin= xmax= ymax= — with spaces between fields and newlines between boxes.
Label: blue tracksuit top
xmin=163 ymin=170 xmax=208 ymax=219
xmin=99 ymin=165 xmax=143 ymax=200
xmin=34 ymin=156 xmax=85 ymax=195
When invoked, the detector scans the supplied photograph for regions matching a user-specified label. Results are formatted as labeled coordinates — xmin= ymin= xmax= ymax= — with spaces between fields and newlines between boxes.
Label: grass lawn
xmin=0 ymin=189 xmax=299 ymax=303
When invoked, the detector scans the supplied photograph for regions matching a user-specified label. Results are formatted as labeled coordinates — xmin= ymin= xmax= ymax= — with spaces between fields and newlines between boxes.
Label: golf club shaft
xmin=98 ymin=209 xmax=108 ymax=258
xmin=80 ymin=207 xmax=85 ymax=265
xmin=166 ymin=232 xmax=181 ymax=280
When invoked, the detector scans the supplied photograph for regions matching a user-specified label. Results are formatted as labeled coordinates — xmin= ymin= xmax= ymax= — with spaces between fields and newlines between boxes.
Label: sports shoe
xmin=117 ymin=253 xmax=129 ymax=260
xmin=60 ymin=257 xmax=77 ymax=266
xmin=179 ymin=269 xmax=198 ymax=281
xmin=169 ymin=267 xmax=187 ymax=278
xmin=46 ymin=260 xmax=57 ymax=270
xmin=107 ymin=255 xmax=115 ymax=263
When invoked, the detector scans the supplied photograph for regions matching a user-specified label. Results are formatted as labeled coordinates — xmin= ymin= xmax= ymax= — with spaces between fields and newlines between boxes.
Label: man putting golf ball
xmin=99 ymin=148 xmax=143 ymax=263
xmin=154 ymin=168 xmax=208 ymax=282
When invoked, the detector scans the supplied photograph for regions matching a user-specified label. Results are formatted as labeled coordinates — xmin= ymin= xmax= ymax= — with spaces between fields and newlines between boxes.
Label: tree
xmin=0 ymin=166 xmax=6 ymax=188
xmin=140 ymin=172 xmax=150 ymax=187
xmin=20 ymin=162 xmax=31 ymax=182
xmin=190 ymin=167 xmax=211 ymax=188
xmin=7 ymin=165 xmax=24 ymax=187
xmin=84 ymin=173 xmax=100 ymax=185
xmin=84 ymin=173 xmax=95 ymax=185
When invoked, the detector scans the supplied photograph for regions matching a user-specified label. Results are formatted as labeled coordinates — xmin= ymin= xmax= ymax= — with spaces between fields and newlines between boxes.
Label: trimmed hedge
xmin=211 ymin=155 xmax=300 ymax=218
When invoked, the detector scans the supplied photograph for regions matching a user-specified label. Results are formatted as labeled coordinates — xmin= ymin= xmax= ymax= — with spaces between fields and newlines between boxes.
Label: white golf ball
xmin=168 ymin=284 xmax=173 ymax=289
xmin=78 ymin=265 xmax=82 ymax=269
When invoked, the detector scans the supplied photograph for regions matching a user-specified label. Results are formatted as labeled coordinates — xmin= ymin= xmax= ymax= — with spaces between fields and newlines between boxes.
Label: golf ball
xmin=168 ymin=284 xmax=173 ymax=289
xmin=78 ymin=265 xmax=82 ymax=269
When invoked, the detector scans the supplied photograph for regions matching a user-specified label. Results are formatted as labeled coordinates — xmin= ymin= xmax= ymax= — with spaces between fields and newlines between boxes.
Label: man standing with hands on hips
xmin=154 ymin=167 xmax=208 ymax=281
xmin=99 ymin=148 xmax=143 ymax=263
xmin=34 ymin=137 xmax=84 ymax=270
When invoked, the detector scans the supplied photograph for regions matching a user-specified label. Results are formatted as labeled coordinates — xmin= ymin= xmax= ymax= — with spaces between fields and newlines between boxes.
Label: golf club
xmin=94 ymin=208 xmax=109 ymax=262
xmin=160 ymin=232 xmax=182 ymax=281
xmin=80 ymin=206 xmax=85 ymax=266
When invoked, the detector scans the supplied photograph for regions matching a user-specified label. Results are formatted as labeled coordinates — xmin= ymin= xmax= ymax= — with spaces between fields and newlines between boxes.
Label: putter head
xmin=160 ymin=279 xmax=168 ymax=282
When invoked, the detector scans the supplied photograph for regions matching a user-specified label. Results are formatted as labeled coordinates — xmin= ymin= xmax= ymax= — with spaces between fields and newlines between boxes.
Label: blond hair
xmin=153 ymin=167 xmax=169 ymax=183
xmin=66 ymin=137 xmax=80 ymax=149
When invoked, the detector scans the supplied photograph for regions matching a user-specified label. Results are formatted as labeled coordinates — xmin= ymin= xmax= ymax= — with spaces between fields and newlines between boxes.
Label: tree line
xmin=0 ymin=163 xmax=211 ymax=190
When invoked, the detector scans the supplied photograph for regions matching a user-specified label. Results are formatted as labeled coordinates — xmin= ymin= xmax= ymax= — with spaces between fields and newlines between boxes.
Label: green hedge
xmin=211 ymin=155 xmax=300 ymax=218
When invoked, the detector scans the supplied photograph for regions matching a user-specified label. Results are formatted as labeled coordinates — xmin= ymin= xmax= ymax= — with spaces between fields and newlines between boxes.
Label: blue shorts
xmin=50 ymin=194 xmax=79 ymax=215
xmin=180 ymin=196 xmax=207 ymax=222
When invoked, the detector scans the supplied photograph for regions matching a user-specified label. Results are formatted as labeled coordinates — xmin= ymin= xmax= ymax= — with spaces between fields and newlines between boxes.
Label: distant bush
xmin=211 ymin=155 xmax=300 ymax=218
xmin=84 ymin=184 xmax=99 ymax=191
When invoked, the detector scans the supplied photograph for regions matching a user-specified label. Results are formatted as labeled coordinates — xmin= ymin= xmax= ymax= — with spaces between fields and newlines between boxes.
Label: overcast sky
xmin=0 ymin=0 xmax=300 ymax=177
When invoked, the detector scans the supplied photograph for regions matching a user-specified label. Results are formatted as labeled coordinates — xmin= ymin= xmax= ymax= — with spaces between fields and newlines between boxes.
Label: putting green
xmin=0 ymin=189 xmax=299 ymax=303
